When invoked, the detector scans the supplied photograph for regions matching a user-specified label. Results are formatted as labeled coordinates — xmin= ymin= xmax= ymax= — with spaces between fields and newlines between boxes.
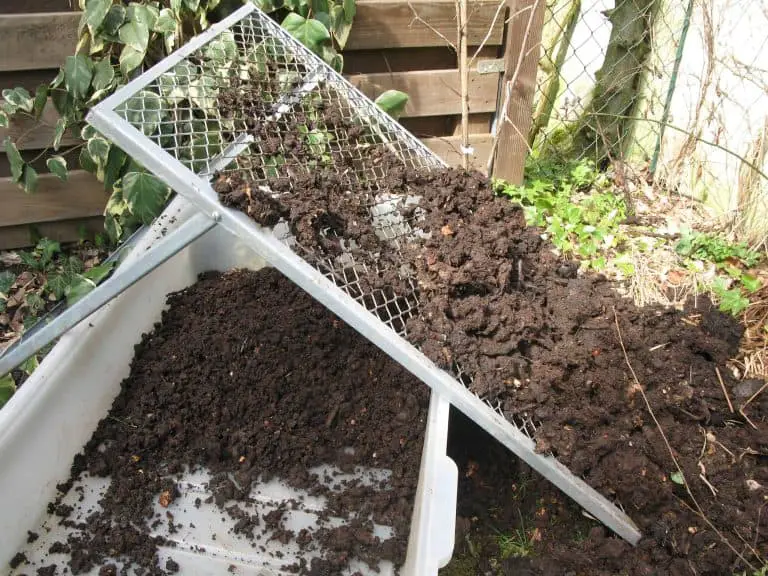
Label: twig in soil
xmin=612 ymin=307 xmax=759 ymax=572
xmin=715 ymin=366 xmax=735 ymax=413
xmin=739 ymin=408 xmax=759 ymax=431
xmin=697 ymin=462 xmax=718 ymax=497
xmin=741 ymin=380 xmax=768 ymax=411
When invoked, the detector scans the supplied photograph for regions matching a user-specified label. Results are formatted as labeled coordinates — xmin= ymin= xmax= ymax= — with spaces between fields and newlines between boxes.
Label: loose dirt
xmin=17 ymin=268 xmax=428 ymax=575
xmin=212 ymin=88 xmax=767 ymax=574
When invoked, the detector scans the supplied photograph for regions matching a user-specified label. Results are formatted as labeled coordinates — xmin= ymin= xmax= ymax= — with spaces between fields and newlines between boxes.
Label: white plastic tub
xmin=0 ymin=197 xmax=458 ymax=576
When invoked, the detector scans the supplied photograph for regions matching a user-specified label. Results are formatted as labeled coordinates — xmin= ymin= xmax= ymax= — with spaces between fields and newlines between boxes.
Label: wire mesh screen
xmin=107 ymin=6 xmax=545 ymax=432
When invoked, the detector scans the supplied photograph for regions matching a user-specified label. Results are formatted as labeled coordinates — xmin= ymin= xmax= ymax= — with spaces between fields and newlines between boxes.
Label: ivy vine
xmin=0 ymin=0 xmax=407 ymax=244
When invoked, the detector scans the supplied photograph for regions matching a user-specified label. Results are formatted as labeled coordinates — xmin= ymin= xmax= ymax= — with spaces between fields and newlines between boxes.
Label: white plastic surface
xmin=0 ymin=196 xmax=457 ymax=575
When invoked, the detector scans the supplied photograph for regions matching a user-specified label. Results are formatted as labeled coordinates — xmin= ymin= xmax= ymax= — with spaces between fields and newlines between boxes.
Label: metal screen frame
xmin=87 ymin=3 xmax=641 ymax=544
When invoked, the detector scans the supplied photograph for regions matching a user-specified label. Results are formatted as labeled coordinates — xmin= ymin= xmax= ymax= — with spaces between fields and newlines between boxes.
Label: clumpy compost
xmin=212 ymin=90 xmax=766 ymax=574
xmin=20 ymin=268 xmax=428 ymax=575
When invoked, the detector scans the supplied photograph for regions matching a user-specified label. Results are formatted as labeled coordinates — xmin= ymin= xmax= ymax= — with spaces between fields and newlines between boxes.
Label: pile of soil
xmin=211 ymin=91 xmax=767 ymax=573
xmin=16 ymin=268 xmax=429 ymax=575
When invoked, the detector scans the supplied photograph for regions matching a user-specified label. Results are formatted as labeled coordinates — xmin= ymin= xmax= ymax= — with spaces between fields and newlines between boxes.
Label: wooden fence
xmin=0 ymin=0 xmax=518 ymax=250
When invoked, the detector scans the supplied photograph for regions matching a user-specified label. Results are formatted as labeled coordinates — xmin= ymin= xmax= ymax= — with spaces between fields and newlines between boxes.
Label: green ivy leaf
xmin=188 ymin=77 xmax=218 ymax=111
xmin=102 ymin=4 xmax=127 ymax=35
xmin=741 ymin=274 xmax=762 ymax=293
xmin=92 ymin=58 xmax=115 ymax=92
xmin=103 ymin=146 xmax=127 ymax=190
xmin=184 ymin=0 xmax=200 ymax=10
xmin=120 ymin=45 xmax=146 ymax=76
xmin=23 ymin=166 xmax=39 ymax=194
xmin=374 ymin=89 xmax=409 ymax=119
xmin=26 ymin=292 xmax=46 ymax=315
xmin=0 ymin=111 xmax=8 ymax=128
xmin=45 ymin=274 xmax=68 ymax=300
xmin=20 ymin=355 xmax=40 ymax=376
xmin=79 ymin=145 xmax=98 ymax=174
xmin=343 ymin=0 xmax=356 ymax=21
xmin=251 ymin=0 xmax=277 ymax=11
xmin=87 ymin=136 xmax=111 ymax=167
xmin=0 ymin=373 xmax=16 ymax=409
xmin=170 ymin=0 xmax=182 ymax=14
xmin=64 ymin=54 xmax=94 ymax=101
xmin=154 ymin=8 xmax=177 ymax=33
xmin=85 ymin=0 xmax=112 ymax=34
xmin=124 ymin=90 xmax=163 ymax=136
xmin=282 ymin=13 xmax=331 ymax=54
xmin=314 ymin=10 xmax=331 ymax=30
xmin=53 ymin=118 xmax=68 ymax=151
xmin=0 ymin=271 xmax=15 ymax=295
xmin=51 ymin=88 xmax=75 ymax=119
xmin=312 ymin=0 xmax=329 ymax=14
xmin=119 ymin=16 xmax=150 ymax=53
xmin=33 ymin=85 xmax=49 ymax=120
xmin=144 ymin=4 xmax=160 ymax=31
xmin=121 ymin=171 xmax=170 ymax=224
xmin=331 ymin=5 xmax=351 ymax=49
xmin=47 ymin=156 xmax=68 ymax=182
xmin=5 ymin=138 xmax=24 ymax=182
xmin=3 ymin=87 xmax=35 ymax=113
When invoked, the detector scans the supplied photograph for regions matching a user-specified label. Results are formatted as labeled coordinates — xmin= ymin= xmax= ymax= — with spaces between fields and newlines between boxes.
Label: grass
xmin=497 ymin=526 xmax=535 ymax=560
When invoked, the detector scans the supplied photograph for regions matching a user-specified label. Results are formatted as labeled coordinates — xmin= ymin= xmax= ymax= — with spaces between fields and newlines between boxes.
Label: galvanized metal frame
xmin=86 ymin=3 xmax=641 ymax=544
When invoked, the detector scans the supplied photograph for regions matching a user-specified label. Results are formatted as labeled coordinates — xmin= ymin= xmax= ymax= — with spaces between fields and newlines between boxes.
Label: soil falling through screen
xmin=15 ymin=268 xmax=429 ymax=576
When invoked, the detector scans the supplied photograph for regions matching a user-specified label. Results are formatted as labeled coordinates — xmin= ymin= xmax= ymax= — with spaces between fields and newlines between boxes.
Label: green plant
xmin=710 ymin=276 xmax=751 ymax=316
xmin=675 ymin=230 xmax=763 ymax=316
xmin=675 ymin=230 xmax=763 ymax=267
xmin=2 ymin=0 xmax=392 ymax=245
xmin=496 ymin=525 xmax=535 ymax=560
xmin=496 ymin=157 xmax=627 ymax=270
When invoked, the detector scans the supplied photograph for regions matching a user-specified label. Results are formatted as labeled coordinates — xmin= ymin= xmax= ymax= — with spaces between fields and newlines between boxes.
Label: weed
xmin=495 ymin=157 xmax=626 ymax=270
xmin=676 ymin=230 xmax=762 ymax=267
xmin=675 ymin=230 xmax=764 ymax=316
xmin=497 ymin=526 xmax=535 ymax=559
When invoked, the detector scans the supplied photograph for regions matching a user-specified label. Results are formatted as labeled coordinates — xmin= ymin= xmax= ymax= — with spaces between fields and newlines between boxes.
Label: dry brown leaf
xmin=159 ymin=490 xmax=173 ymax=508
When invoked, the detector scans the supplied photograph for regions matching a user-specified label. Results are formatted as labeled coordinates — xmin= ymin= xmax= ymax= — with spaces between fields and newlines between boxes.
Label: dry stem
xmin=457 ymin=0 xmax=469 ymax=169
xmin=715 ymin=366 xmax=734 ymax=413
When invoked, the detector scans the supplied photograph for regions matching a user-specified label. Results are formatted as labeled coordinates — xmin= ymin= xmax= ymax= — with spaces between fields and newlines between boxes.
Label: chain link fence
xmin=525 ymin=0 xmax=768 ymax=243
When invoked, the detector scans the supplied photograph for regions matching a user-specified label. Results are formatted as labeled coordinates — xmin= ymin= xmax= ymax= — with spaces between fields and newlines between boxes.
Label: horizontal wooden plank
xmin=0 ymin=217 xmax=104 ymax=251
xmin=0 ymin=12 xmax=79 ymax=72
xmin=0 ymin=171 xmax=107 ymax=227
xmin=344 ymin=45 xmax=499 ymax=74
xmin=348 ymin=68 xmax=498 ymax=117
xmin=423 ymin=134 xmax=494 ymax=172
xmin=0 ymin=0 xmax=73 ymax=13
xmin=0 ymin=2 xmax=503 ymax=72
xmin=348 ymin=0 xmax=504 ymax=50
xmin=0 ymin=100 xmax=80 ymax=150
xmin=0 ymin=69 xmax=59 ymax=93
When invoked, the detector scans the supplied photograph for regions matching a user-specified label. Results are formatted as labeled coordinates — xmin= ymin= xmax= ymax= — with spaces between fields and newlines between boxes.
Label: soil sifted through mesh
xmin=212 ymin=109 xmax=767 ymax=573
xmin=19 ymin=268 xmax=429 ymax=575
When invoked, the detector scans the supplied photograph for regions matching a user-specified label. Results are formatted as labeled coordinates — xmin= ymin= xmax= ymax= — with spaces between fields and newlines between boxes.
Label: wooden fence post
xmin=491 ymin=0 xmax=545 ymax=184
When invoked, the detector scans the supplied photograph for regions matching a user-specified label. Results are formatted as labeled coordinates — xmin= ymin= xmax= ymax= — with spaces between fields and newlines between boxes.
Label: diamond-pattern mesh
xmin=110 ymin=7 xmax=538 ymax=436
xmin=530 ymin=0 xmax=691 ymax=167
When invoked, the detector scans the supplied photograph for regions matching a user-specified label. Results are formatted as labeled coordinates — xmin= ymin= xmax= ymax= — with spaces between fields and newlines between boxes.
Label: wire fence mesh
xmin=525 ymin=0 xmax=768 ymax=242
